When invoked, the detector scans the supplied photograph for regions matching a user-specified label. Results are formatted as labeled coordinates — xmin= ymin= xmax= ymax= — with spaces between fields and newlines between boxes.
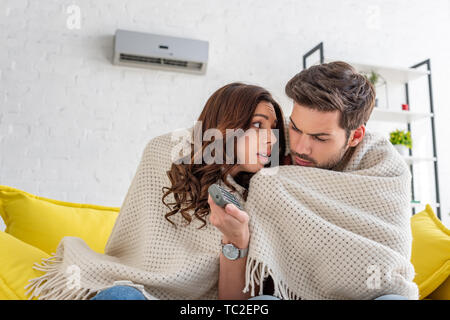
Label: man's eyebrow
xmin=289 ymin=116 xmax=331 ymax=136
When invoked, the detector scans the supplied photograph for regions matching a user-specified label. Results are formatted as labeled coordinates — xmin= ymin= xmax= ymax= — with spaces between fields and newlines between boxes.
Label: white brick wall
xmin=1 ymin=0 xmax=450 ymax=231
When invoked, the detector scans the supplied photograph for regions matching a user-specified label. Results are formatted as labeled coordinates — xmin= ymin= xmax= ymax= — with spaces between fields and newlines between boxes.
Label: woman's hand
xmin=207 ymin=194 xmax=250 ymax=248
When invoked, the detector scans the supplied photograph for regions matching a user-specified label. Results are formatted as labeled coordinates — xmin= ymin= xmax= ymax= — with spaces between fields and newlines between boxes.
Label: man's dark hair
xmin=285 ymin=61 xmax=376 ymax=139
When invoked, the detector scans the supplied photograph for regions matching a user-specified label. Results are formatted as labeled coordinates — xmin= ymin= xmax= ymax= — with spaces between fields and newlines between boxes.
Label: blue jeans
xmin=91 ymin=285 xmax=147 ymax=300
xmin=373 ymin=294 xmax=409 ymax=300
xmin=90 ymin=285 xmax=408 ymax=300
xmin=249 ymin=294 xmax=409 ymax=300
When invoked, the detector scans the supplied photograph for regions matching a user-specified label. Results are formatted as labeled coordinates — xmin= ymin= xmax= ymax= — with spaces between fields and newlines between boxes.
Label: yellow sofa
xmin=0 ymin=185 xmax=118 ymax=300
xmin=0 ymin=185 xmax=449 ymax=300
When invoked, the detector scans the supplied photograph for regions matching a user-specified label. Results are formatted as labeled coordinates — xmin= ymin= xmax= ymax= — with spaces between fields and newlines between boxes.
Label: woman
xmin=162 ymin=82 xmax=286 ymax=227
xmin=90 ymin=82 xmax=286 ymax=300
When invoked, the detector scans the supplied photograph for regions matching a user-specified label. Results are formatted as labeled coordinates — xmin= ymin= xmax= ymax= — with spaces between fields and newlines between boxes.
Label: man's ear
xmin=348 ymin=125 xmax=365 ymax=147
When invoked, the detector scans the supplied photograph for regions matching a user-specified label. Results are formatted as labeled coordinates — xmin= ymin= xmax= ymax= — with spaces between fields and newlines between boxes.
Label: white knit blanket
xmin=25 ymin=128 xmax=419 ymax=300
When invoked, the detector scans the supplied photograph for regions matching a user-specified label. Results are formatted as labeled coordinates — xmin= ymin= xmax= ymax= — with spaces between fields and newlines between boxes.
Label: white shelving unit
xmin=369 ymin=109 xmax=436 ymax=166
xmin=370 ymin=109 xmax=433 ymax=123
xmin=402 ymin=156 xmax=436 ymax=165
xmin=321 ymin=57 xmax=430 ymax=83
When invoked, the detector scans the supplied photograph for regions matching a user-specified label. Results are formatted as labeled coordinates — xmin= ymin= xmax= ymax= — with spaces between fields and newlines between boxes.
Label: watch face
xmin=223 ymin=244 xmax=240 ymax=260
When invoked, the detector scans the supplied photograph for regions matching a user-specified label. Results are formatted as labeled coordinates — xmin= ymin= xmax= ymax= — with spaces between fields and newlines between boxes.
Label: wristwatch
xmin=221 ymin=240 xmax=248 ymax=261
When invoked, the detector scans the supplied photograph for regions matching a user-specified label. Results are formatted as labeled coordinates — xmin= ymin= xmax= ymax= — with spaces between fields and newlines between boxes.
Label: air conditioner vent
xmin=120 ymin=54 xmax=162 ymax=65
xmin=163 ymin=58 xmax=187 ymax=67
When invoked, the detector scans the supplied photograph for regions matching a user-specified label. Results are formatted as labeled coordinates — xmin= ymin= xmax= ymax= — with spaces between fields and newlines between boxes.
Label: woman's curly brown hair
xmin=161 ymin=82 xmax=286 ymax=229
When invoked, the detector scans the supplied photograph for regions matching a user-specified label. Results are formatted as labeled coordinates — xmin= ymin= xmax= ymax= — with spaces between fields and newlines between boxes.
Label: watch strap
xmin=238 ymin=246 xmax=249 ymax=258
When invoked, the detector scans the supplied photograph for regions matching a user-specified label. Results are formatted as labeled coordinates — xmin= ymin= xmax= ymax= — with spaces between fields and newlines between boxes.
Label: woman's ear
xmin=348 ymin=125 xmax=365 ymax=147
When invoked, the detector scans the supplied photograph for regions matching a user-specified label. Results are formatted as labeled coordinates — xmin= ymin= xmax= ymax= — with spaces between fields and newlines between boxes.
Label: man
xmin=282 ymin=61 xmax=371 ymax=170
xmin=209 ymin=61 xmax=415 ymax=300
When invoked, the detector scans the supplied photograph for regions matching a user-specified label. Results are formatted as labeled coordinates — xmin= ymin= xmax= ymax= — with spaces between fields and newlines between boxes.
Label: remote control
xmin=208 ymin=183 xmax=243 ymax=211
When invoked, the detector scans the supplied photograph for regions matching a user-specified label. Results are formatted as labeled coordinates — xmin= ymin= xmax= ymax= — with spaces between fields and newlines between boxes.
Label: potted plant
xmin=389 ymin=129 xmax=412 ymax=155
xmin=367 ymin=70 xmax=380 ymax=86
xmin=363 ymin=70 xmax=388 ymax=108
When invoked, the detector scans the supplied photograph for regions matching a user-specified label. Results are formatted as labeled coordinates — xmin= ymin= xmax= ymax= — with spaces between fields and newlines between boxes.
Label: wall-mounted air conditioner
xmin=113 ymin=29 xmax=209 ymax=75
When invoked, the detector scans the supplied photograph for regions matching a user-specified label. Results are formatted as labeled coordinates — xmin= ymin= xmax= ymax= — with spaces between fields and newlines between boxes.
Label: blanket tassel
xmin=24 ymin=253 xmax=98 ymax=300
xmin=244 ymin=256 xmax=301 ymax=300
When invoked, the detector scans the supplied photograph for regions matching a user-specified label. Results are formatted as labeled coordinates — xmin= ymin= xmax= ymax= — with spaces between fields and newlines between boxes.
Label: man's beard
xmin=291 ymin=139 xmax=350 ymax=170
xmin=317 ymin=143 xmax=349 ymax=170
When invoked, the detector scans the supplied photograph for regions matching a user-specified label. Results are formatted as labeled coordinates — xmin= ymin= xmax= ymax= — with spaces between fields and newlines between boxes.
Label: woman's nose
xmin=268 ymin=128 xmax=278 ymax=146
xmin=260 ymin=128 xmax=277 ymax=147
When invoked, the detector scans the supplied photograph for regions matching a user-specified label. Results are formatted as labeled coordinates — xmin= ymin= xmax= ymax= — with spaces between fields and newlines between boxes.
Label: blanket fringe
xmin=24 ymin=253 xmax=98 ymax=300
xmin=244 ymin=256 xmax=301 ymax=300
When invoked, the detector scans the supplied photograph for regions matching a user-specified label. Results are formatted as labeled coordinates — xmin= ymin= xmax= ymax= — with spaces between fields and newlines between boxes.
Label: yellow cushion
xmin=0 ymin=185 xmax=119 ymax=255
xmin=411 ymin=204 xmax=450 ymax=299
xmin=427 ymin=276 xmax=450 ymax=300
xmin=0 ymin=230 xmax=50 ymax=300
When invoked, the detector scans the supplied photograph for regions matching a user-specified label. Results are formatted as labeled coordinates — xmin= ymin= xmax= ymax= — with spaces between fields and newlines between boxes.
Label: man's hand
xmin=207 ymin=194 xmax=250 ymax=248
